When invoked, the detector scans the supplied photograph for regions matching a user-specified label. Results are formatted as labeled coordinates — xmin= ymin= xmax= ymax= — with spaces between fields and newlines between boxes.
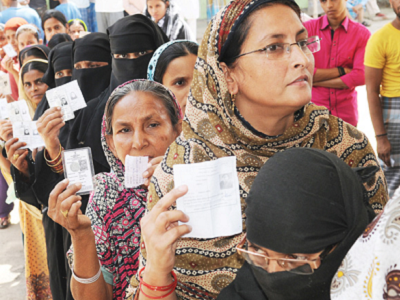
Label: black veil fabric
xmin=68 ymin=14 xmax=169 ymax=172
xmin=71 ymin=32 xmax=112 ymax=102
xmin=18 ymin=45 xmax=50 ymax=67
xmin=218 ymin=148 xmax=375 ymax=300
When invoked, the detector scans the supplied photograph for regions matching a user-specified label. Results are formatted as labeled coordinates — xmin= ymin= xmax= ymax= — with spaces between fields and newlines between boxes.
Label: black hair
xmin=20 ymin=48 xmax=48 ymax=65
xmin=42 ymin=10 xmax=68 ymax=44
xmin=68 ymin=19 xmax=87 ymax=31
xmin=48 ymin=33 xmax=72 ymax=49
xmin=221 ymin=0 xmax=301 ymax=67
xmin=106 ymin=80 xmax=180 ymax=135
xmin=153 ymin=41 xmax=198 ymax=83
xmin=21 ymin=61 xmax=48 ymax=84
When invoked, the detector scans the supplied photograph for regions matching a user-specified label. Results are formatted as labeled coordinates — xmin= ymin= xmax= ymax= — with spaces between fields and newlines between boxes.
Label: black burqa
xmin=218 ymin=148 xmax=376 ymax=300
xmin=67 ymin=14 xmax=169 ymax=173
xmin=71 ymin=32 xmax=112 ymax=102
xmin=18 ymin=44 xmax=50 ymax=67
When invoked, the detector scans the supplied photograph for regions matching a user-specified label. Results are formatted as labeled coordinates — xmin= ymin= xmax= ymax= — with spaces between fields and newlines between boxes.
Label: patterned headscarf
xmin=139 ymin=1 xmax=388 ymax=299
xmin=85 ymin=79 xmax=182 ymax=300
xmin=147 ymin=40 xmax=194 ymax=81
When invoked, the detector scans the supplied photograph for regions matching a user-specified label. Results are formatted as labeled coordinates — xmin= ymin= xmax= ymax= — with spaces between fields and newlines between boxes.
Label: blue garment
xmin=0 ymin=7 xmax=43 ymax=39
xmin=55 ymin=3 xmax=82 ymax=21
xmin=346 ymin=0 xmax=369 ymax=18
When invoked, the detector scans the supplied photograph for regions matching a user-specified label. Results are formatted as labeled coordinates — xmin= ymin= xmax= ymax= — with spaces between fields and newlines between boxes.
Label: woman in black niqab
xmin=218 ymin=148 xmax=376 ymax=300
xmin=71 ymin=32 xmax=112 ymax=102
xmin=68 ymin=14 xmax=169 ymax=173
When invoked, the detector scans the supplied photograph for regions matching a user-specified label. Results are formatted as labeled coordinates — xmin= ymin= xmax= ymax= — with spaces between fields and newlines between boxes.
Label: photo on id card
xmin=62 ymin=148 xmax=95 ymax=195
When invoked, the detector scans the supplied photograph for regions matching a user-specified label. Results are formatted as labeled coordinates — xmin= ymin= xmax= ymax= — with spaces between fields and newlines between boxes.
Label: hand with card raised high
xmin=5 ymin=137 xmax=29 ymax=177
xmin=36 ymin=107 xmax=65 ymax=159
xmin=0 ymin=119 xmax=13 ymax=141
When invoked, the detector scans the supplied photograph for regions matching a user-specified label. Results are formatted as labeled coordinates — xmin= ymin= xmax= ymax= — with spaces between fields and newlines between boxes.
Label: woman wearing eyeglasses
xmin=136 ymin=0 xmax=388 ymax=299
xmin=218 ymin=147 xmax=376 ymax=300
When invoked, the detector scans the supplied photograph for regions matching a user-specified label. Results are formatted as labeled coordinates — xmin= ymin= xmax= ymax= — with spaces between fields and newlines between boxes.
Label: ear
xmin=220 ymin=62 xmax=239 ymax=95
xmin=105 ymin=134 xmax=119 ymax=159
xmin=166 ymin=1 xmax=170 ymax=8
xmin=174 ymin=119 xmax=182 ymax=138
xmin=39 ymin=38 xmax=43 ymax=45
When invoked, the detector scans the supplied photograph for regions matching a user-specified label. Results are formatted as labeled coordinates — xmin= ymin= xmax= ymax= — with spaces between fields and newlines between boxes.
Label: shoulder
xmin=348 ymin=19 xmax=371 ymax=38
xmin=304 ymin=16 xmax=323 ymax=31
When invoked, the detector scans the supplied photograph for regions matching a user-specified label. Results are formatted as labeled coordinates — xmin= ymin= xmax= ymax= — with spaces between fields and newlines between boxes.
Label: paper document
xmin=46 ymin=80 xmax=87 ymax=121
xmin=3 ymin=44 xmax=17 ymax=58
xmin=12 ymin=121 xmax=45 ymax=150
xmin=125 ymin=155 xmax=148 ymax=188
xmin=0 ymin=98 xmax=9 ymax=119
xmin=173 ymin=156 xmax=242 ymax=238
xmin=0 ymin=71 xmax=11 ymax=95
xmin=7 ymin=100 xmax=31 ymax=122
xmin=62 ymin=148 xmax=95 ymax=195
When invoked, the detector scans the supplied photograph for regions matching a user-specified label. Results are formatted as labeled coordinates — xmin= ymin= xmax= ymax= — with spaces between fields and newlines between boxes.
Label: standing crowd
xmin=0 ymin=0 xmax=399 ymax=300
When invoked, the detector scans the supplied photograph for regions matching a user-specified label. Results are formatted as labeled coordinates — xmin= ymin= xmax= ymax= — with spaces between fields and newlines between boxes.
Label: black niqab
xmin=71 ymin=32 xmax=112 ymax=102
xmin=42 ymin=41 xmax=73 ymax=88
xmin=219 ymin=148 xmax=376 ymax=300
xmin=18 ymin=45 xmax=50 ymax=67
xmin=68 ymin=15 xmax=169 ymax=172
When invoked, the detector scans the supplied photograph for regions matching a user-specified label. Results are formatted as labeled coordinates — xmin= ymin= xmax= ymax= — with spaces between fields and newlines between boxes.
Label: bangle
xmin=72 ymin=261 xmax=102 ymax=284
xmin=138 ymin=267 xmax=177 ymax=299
xmin=44 ymin=143 xmax=62 ymax=164
xmin=376 ymin=133 xmax=387 ymax=138
xmin=337 ymin=67 xmax=345 ymax=77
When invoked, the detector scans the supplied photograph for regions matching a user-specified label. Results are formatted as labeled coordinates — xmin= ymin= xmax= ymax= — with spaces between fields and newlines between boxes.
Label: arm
xmin=313 ymin=68 xmax=341 ymax=83
xmin=365 ymin=66 xmax=391 ymax=166
xmin=48 ymin=181 xmax=113 ymax=300
xmin=313 ymin=77 xmax=349 ymax=89
xmin=138 ymin=186 xmax=191 ymax=300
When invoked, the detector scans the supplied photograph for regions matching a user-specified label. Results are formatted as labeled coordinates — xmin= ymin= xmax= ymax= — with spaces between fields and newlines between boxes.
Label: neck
xmin=236 ymin=99 xmax=297 ymax=137
xmin=327 ymin=13 xmax=346 ymax=30
xmin=59 ymin=0 xmax=68 ymax=4
xmin=9 ymin=1 xmax=19 ymax=7
xmin=392 ymin=17 xmax=400 ymax=30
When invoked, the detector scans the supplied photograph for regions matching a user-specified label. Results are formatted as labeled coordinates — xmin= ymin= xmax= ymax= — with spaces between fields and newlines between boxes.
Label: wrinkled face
xmin=23 ymin=69 xmax=48 ymax=105
xmin=69 ymin=23 xmax=85 ymax=41
xmin=5 ymin=29 xmax=18 ymax=52
xmin=55 ymin=69 xmax=72 ymax=79
xmin=107 ymin=91 xmax=180 ymax=165
xmin=74 ymin=60 xmax=109 ymax=69
xmin=17 ymin=31 xmax=39 ymax=51
xmin=319 ymin=0 xmax=347 ymax=20
xmin=226 ymin=5 xmax=314 ymax=117
xmin=147 ymin=0 xmax=169 ymax=23
xmin=44 ymin=18 xmax=67 ymax=42
xmin=162 ymin=54 xmax=197 ymax=114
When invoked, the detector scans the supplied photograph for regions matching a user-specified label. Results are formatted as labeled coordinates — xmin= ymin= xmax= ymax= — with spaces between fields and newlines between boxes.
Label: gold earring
xmin=231 ymin=93 xmax=236 ymax=112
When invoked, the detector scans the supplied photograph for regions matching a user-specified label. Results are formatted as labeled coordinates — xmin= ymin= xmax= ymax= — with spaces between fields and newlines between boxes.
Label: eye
xmin=174 ymin=79 xmax=185 ymax=86
xmin=149 ymin=123 xmax=159 ymax=128
xmin=114 ymin=54 xmax=127 ymax=59
xmin=266 ymin=44 xmax=285 ymax=53
xmin=298 ymin=39 xmax=309 ymax=48
xmin=138 ymin=51 xmax=147 ymax=56
xmin=119 ymin=128 xmax=130 ymax=133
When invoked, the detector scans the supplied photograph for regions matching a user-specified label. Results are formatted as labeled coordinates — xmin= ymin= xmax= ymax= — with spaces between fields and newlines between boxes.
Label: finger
xmin=5 ymin=137 xmax=18 ymax=152
xmin=44 ymin=118 xmax=65 ymax=133
xmin=163 ymin=224 xmax=192 ymax=244
xmin=47 ymin=121 xmax=65 ymax=136
xmin=48 ymin=179 xmax=70 ymax=213
xmin=152 ymin=185 xmax=189 ymax=214
xmin=156 ymin=210 xmax=190 ymax=231
xmin=58 ymin=183 xmax=83 ymax=205
xmin=15 ymin=150 xmax=29 ymax=166
xmin=149 ymin=156 xmax=163 ymax=166
xmin=68 ymin=200 xmax=82 ymax=217
xmin=60 ymin=195 xmax=82 ymax=214
xmin=9 ymin=141 xmax=27 ymax=155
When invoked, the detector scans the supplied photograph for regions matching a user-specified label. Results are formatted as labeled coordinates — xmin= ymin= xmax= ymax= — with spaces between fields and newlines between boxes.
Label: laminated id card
xmin=62 ymin=148 xmax=95 ymax=195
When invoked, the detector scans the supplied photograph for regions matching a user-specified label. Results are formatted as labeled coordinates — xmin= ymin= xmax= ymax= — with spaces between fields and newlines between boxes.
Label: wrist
xmin=376 ymin=133 xmax=387 ymax=139
xmin=47 ymin=144 xmax=61 ymax=160
xmin=143 ymin=265 xmax=174 ymax=286
xmin=70 ymin=227 xmax=94 ymax=240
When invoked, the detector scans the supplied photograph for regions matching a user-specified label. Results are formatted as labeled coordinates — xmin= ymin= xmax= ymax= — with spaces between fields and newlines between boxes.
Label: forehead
xmin=112 ymin=91 xmax=168 ymax=120
xmin=164 ymin=54 xmax=197 ymax=77
xmin=45 ymin=18 xmax=63 ymax=27
xmin=23 ymin=69 xmax=44 ymax=81
xmin=244 ymin=4 xmax=304 ymax=44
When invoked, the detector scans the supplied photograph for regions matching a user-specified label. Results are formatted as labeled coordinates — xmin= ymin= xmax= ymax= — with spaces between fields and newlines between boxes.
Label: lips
xmin=289 ymin=75 xmax=309 ymax=85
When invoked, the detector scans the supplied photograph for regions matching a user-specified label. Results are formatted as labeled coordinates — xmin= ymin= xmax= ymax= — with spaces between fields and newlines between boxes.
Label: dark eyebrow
xmin=296 ymin=28 xmax=307 ymax=36
xmin=261 ymin=28 xmax=307 ymax=42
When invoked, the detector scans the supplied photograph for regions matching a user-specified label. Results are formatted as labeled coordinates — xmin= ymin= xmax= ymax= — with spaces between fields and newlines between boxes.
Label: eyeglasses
xmin=236 ymin=234 xmax=334 ymax=275
xmin=233 ymin=36 xmax=321 ymax=61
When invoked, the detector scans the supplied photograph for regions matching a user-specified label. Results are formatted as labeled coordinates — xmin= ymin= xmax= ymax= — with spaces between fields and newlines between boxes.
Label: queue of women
xmin=0 ymin=0 xmax=399 ymax=299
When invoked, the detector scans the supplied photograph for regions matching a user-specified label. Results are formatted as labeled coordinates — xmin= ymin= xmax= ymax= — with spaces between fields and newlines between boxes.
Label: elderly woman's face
xmin=107 ymin=91 xmax=181 ymax=165
xmin=227 ymin=5 xmax=314 ymax=115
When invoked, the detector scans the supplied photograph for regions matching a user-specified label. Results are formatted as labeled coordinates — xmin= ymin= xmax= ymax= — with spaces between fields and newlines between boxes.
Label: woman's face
xmin=162 ymin=53 xmax=197 ymax=114
xmin=147 ymin=0 xmax=169 ymax=23
xmin=69 ymin=23 xmax=85 ymax=41
xmin=5 ymin=29 xmax=18 ymax=52
xmin=44 ymin=18 xmax=67 ymax=42
xmin=17 ymin=31 xmax=39 ymax=51
xmin=23 ymin=70 xmax=48 ymax=105
xmin=0 ymin=31 xmax=7 ymax=58
xmin=74 ymin=60 xmax=109 ymax=69
xmin=108 ymin=91 xmax=181 ymax=166
xmin=55 ymin=69 xmax=72 ymax=79
xmin=223 ymin=5 xmax=314 ymax=117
